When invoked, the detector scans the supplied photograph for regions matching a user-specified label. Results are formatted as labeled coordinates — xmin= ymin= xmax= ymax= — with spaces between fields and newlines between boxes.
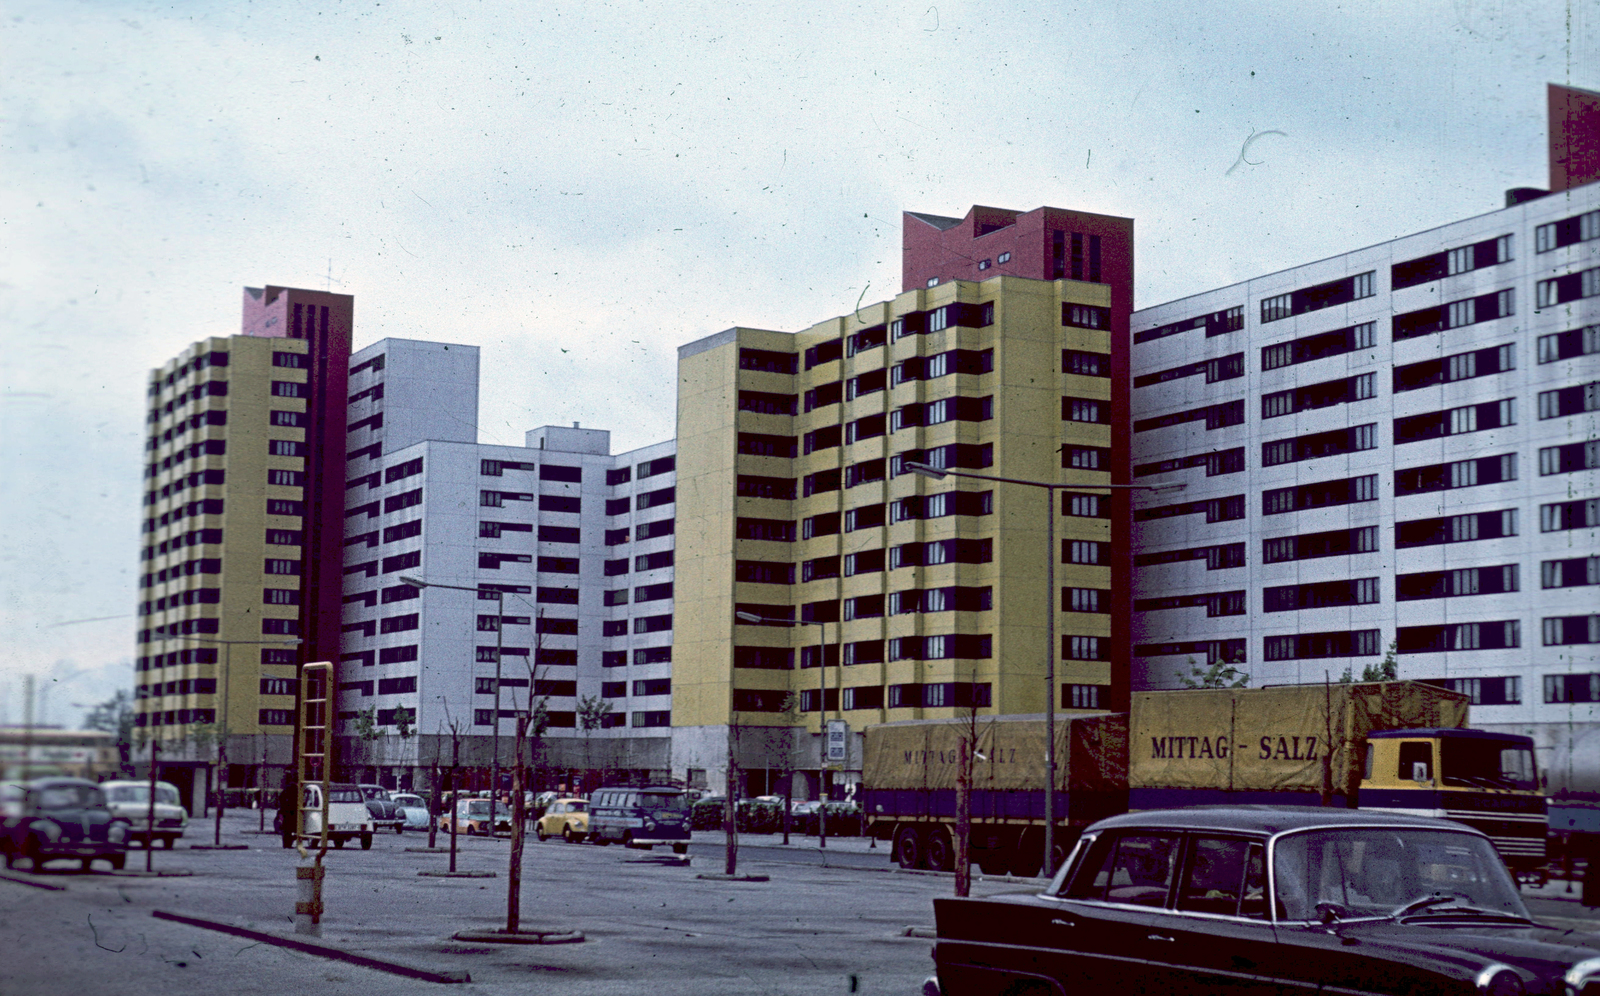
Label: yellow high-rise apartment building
xmin=670 ymin=206 xmax=1137 ymax=794
xmin=134 ymin=287 xmax=351 ymax=809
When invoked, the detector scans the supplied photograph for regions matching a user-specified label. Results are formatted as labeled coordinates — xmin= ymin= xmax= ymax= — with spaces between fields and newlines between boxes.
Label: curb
xmin=695 ymin=872 xmax=770 ymax=882
xmin=113 ymin=868 xmax=194 ymax=877
xmin=451 ymin=928 xmax=584 ymax=945
xmin=418 ymin=870 xmax=497 ymax=878
xmin=188 ymin=844 xmax=250 ymax=851
xmin=151 ymin=910 xmax=471 ymax=984
xmin=0 ymin=871 xmax=69 ymax=891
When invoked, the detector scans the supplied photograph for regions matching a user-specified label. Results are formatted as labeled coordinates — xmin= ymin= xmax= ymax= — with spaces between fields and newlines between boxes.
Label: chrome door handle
xmin=1147 ymin=933 xmax=1175 ymax=943
xmin=1050 ymin=918 xmax=1076 ymax=928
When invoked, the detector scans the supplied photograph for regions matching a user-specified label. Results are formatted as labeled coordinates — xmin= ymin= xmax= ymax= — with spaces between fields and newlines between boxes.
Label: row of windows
xmin=728 ymin=682 xmax=993 ymax=714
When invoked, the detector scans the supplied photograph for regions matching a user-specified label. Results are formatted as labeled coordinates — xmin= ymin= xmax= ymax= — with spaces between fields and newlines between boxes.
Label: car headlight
xmin=1478 ymin=966 xmax=1525 ymax=996
xmin=107 ymin=822 xmax=128 ymax=845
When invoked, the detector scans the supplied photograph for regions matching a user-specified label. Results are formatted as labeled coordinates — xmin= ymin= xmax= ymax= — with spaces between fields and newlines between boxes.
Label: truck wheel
xmin=1010 ymin=830 xmax=1044 ymax=878
xmin=978 ymin=850 xmax=1012 ymax=876
xmin=672 ymin=842 xmax=688 ymax=855
xmin=162 ymin=837 xmax=176 ymax=850
xmin=361 ymin=834 xmax=373 ymax=850
xmin=334 ymin=837 xmax=346 ymax=849
xmin=81 ymin=857 xmax=94 ymax=872
xmin=110 ymin=853 xmax=126 ymax=871
xmin=894 ymin=827 xmax=924 ymax=870
xmin=23 ymin=837 xmax=43 ymax=871
xmin=925 ymin=828 xmax=954 ymax=872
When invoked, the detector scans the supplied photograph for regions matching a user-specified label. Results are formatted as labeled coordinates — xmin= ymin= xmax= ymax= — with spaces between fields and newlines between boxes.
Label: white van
xmin=299 ymin=782 xmax=374 ymax=849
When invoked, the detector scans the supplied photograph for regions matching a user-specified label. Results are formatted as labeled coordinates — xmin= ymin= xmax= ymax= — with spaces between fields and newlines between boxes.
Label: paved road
xmin=5 ymin=814 xmax=1597 ymax=996
xmin=0 ymin=815 xmax=973 ymax=996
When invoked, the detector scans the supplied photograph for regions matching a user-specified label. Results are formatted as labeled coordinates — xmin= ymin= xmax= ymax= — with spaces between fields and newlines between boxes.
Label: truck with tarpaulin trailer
xmin=861 ymin=681 xmax=1547 ymax=877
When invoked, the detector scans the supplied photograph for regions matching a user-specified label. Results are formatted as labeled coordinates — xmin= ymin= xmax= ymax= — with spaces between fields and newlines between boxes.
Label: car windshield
xmin=103 ymin=784 xmax=180 ymax=805
xmin=464 ymin=800 xmax=491 ymax=815
xmin=1273 ymin=828 xmax=1528 ymax=921
xmin=392 ymin=795 xmax=422 ymax=807
xmin=361 ymin=786 xmax=386 ymax=800
xmin=35 ymin=784 xmax=101 ymax=809
xmin=566 ymin=801 xmax=587 ymax=813
xmin=639 ymin=792 xmax=688 ymax=811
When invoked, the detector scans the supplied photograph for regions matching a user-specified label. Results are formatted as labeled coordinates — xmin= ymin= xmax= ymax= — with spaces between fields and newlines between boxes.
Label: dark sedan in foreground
xmin=931 ymin=807 xmax=1600 ymax=996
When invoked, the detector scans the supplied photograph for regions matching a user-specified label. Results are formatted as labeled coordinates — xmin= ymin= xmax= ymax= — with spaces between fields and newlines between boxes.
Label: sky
xmin=1 ymin=0 xmax=1594 ymax=729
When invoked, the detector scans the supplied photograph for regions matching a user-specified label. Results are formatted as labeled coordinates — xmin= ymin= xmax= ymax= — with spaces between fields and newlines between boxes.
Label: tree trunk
xmin=955 ymin=738 xmax=972 ymax=897
xmin=724 ymin=727 xmax=739 ymax=876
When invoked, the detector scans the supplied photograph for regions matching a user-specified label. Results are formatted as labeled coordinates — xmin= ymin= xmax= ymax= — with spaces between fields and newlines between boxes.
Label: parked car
xmin=438 ymin=797 xmax=512 ymax=836
xmin=98 ymin=780 xmax=188 ymax=849
xmin=357 ymin=783 xmax=404 ymax=834
xmin=535 ymin=798 xmax=589 ymax=842
xmin=0 ymin=778 xmax=129 ymax=871
xmin=929 ymin=806 xmax=1600 ymax=996
xmin=272 ymin=782 xmax=375 ymax=848
xmin=587 ymin=785 xmax=691 ymax=852
xmin=389 ymin=792 xmax=432 ymax=831
xmin=795 ymin=800 xmax=863 ymax=837
xmin=691 ymin=794 xmax=726 ymax=830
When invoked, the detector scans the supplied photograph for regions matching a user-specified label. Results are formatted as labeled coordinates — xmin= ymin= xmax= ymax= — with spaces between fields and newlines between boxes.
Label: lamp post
xmin=902 ymin=460 xmax=1183 ymax=876
xmin=181 ymin=635 xmax=302 ymax=846
xmin=735 ymin=610 xmax=834 ymax=848
xmin=402 ymin=576 xmax=503 ymax=836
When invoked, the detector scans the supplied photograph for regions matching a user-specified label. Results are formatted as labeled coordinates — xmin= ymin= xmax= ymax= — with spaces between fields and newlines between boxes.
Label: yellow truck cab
xmin=1359 ymin=728 xmax=1547 ymax=872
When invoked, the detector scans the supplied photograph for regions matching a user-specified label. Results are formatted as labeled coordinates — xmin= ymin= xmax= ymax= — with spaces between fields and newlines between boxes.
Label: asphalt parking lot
xmin=0 ymin=814 xmax=986 ymax=996
xmin=4 ymin=814 xmax=1598 ymax=996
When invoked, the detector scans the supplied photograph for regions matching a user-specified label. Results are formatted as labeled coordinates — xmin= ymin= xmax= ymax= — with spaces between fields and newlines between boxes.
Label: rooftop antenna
xmin=324 ymin=259 xmax=345 ymax=293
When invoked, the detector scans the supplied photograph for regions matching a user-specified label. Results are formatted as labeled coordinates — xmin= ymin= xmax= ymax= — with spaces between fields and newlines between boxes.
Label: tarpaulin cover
xmin=1129 ymin=682 xmax=1469 ymax=798
xmin=862 ymin=713 xmax=1129 ymax=794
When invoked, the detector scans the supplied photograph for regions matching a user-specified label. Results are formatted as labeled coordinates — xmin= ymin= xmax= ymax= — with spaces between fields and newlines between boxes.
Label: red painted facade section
xmin=241 ymin=287 xmax=353 ymax=681
xmin=1549 ymin=84 xmax=1600 ymax=193
xmin=903 ymin=205 xmax=1137 ymax=712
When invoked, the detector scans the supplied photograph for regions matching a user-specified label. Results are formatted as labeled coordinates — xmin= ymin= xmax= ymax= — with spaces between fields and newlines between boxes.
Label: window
xmin=1261 ymin=373 xmax=1375 ymax=418
xmin=606 ymin=467 xmax=632 ymax=486
xmin=1536 ymin=265 xmax=1600 ymax=309
xmin=1538 ymin=381 xmax=1600 ymax=419
xmin=536 ymin=586 xmax=578 ymax=605
xmin=736 ymin=560 xmax=795 ymax=585
xmin=1134 ymin=543 xmax=1246 ymax=571
xmin=1395 ymin=454 xmax=1517 ymax=496
xmin=1395 ymin=509 xmax=1517 ymax=548
xmin=1064 ymin=540 xmax=1109 ymax=565
xmin=1133 ymin=400 xmax=1244 ymax=433
xmin=1535 ymin=208 xmax=1600 ymax=252
xmin=261 ymin=677 xmax=296 ymax=696
xmin=1063 ymin=398 xmax=1112 ymax=424
xmin=738 ymin=432 xmax=797 ymax=458
xmin=804 ymin=381 xmax=842 ymax=412
xmin=845 ymin=460 xmax=886 ymax=488
xmin=264 ymin=558 xmax=302 ymax=576
xmin=1134 ymin=352 xmax=1245 ymax=387
xmin=1135 ymin=306 xmax=1243 ymax=343
xmin=734 ymin=646 xmax=795 ymax=670
xmin=638 ymin=487 xmax=674 ymax=510
xmin=1397 ymin=621 xmax=1520 ymax=653
xmin=1538 ymin=324 xmax=1600 ymax=363
xmin=843 ymin=549 xmax=885 ymax=576
xmin=1393 ymin=289 xmax=1515 ymax=340
xmin=1135 ymin=447 xmax=1245 ymax=478
xmin=1544 ymin=615 xmax=1600 ymax=646
xmin=1263 ymin=578 xmax=1380 ymax=611
xmin=738 ymin=391 xmax=798 ymax=416
xmin=268 ymin=469 xmax=304 ymax=487
xmin=1264 ymin=630 xmax=1381 ymax=661
xmin=1063 ymin=684 xmax=1107 ymax=709
xmin=1394 ymin=399 xmax=1515 ymax=444
xmin=268 ymin=499 xmax=303 ymax=516
xmin=379 ymin=613 xmax=419 ymax=633
xmin=1392 ymin=235 xmax=1512 ymax=288
xmin=539 ymin=495 xmax=581 ymax=514
xmin=891 ymin=538 xmax=992 ymax=568
xmin=1262 ymin=526 xmax=1378 ymax=563
xmin=891 ymin=491 xmax=992 ymax=521
xmin=844 ymin=503 xmax=885 ymax=532
xmin=270 ymin=381 xmax=303 ymax=398
xmin=378 ymin=645 xmax=418 ymax=664
xmin=1542 ymin=556 xmax=1600 ymax=589
xmin=605 ymin=527 xmax=630 ymax=546
xmin=740 ymin=348 xmax=798 ymax=374
xmin=265 ymin=529 xmax=302 ymax=546
xmin=635 ymin=550 xmax=673 ymax=571
xmin=1064 ymin=635 xmax=1108 ymax=661
xmin=1261 ymin=424 xmax=1376 ymax=467
xmin=802 ymin=556 xmax=840 ymax=582
xmin=538 ymin=525 xmax=580 ymax=544
xmin=385 ymin=457 xmax=423 ymax=483
xmin=1545 ymin=674 xmax=1600 ymax=704
xmin=1540 ymin=440 xmax=1600 ymax=475
xmin=1396 ymin=565 xmax=1518 ymax=601
xmin=1393 ymin=344 xmax=1515 ymax=392
xmin=637 ymin=456 xmax=675 ymax=478
xmin=271 ymin=409 xmax=306 ymax=428
xmin=1063 ymin=350 xmax=1113 ymax=377
xmin=263 ymin=588 xmax=300 ymax=605
xmin=260 ymin=709 xmax=294 ymax=727
xmin=268 ymin=439 xmax=305 ymax=458
xmin=606 ymin=497 xmax=631 ymax=516
xmin=737 ymin=517 xmax=796 ymax=542
xmin=1135 ymin=495 xmax=1246 ymax=524
xmin=384 ymin=489 xmax=422 ymax=513
xmin=261 ymin=618 xmax=300 ymax=635
xmin=1258 ymin=272 xmax=1375 ymax=325
xmin=1063 ymin=494 xmax=1109 ymax=518
xmin=1062 ymin=304 xmax=1111 ymax=329
xmin=634 ymin=582 xmax=673 ymax=602
xmin=1135 ymin=590 xmax=1246 ymax=617
xmin=803 ymin=338 xmax=843 ymax=369
xmin=536 ymin=556 xmax=580 ymax=574
xmin=1541 ymin=499 xmax=1600 ymax=532
xmin=1064 ymin=832 xmax=1183 ymax=906
xmin=846 ymin=369 xmax=886 ymax=399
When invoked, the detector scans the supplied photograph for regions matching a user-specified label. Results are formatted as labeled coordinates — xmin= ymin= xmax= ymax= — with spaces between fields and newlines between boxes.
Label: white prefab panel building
xmin=1128 ymin=183 xmax=1600 ymax=793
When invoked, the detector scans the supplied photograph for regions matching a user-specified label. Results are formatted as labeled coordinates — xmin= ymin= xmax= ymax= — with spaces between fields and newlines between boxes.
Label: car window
xmin=1066 ymin=831 xmax=1181 ymax=907
xmin=568 ymin=801 xmax=586 ymax=813
xmin=156 ymin=784 xmax=180 ymax=806
xmin=329 ymin=787 xmax=364 ymax=803
xmin=1175 ymin=837 xmax=1267 ymax=918
xmin=639 ymin=792 xmax=687 ymax=811
xmin=1273 ymin=828 xmax=1526 ymax=921
xmin=36 ymin=784 xmax=100 ymax=809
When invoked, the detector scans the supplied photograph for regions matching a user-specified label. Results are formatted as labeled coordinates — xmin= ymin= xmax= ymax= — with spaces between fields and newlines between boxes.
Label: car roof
xmin=1366 ymin=728 xmax=1536 ymax=744
xmin=1089 ymin=806 xmax=1483 ymax=836
xmin=23 ymin=777 xmax=99 ymax=789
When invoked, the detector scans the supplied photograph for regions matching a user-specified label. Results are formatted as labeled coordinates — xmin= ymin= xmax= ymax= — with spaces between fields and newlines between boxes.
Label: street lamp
xmin=179 ymin=635 xmax=302 ymax=845
xmin=402 ymin=576 xmax=504 ymax=834
xmin=902 ymin=460 xmax=1184 ymax=875
xmin=735 ymin=610 xmax=835 ymax=848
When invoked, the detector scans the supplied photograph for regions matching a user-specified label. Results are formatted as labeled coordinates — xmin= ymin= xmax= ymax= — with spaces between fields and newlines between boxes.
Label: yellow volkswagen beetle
xmin=534 ymin=797 xmax=589 ymax=842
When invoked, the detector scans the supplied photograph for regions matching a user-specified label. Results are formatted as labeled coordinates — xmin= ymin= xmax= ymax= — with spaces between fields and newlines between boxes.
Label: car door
xmin=1039 ymin=830 xmax=1184 ymax=995
xmin=1141 ymin=835 xmax=1289 ymax=996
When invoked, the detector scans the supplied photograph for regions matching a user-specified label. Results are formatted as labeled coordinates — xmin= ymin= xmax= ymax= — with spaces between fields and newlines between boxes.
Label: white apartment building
xmin=338 ymin=338 xmax=676 ymax=790
xmin=1128 ymin=182 xmax=1600 ymax=794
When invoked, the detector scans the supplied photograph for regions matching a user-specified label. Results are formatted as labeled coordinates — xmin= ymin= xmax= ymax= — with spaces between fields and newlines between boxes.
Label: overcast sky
xmin=2 ymin=0 xmax=1594 ymax=728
